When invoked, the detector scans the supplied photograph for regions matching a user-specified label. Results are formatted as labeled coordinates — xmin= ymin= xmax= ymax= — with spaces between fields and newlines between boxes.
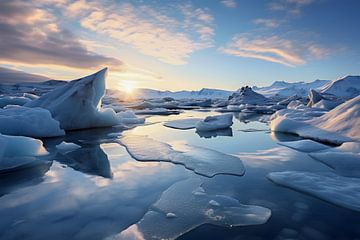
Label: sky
xmin=0 ymin=0 xmax=359 ymax=91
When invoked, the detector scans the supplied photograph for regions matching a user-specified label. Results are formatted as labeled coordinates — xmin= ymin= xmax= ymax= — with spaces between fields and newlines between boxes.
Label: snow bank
xmin=196 ymin=114 xmax=233 ymax=132
xmin=321 ymin=75 xmax=360 ymax=99
xmin=268 ymin=171 xmax=360 ymax=212
xmin=25 ymin=68 xmax=123 ymax=130
xmin=270 ymin=95 xmax=360 ymax=144
xmin=0 ymin=105 xmax=65 ymax=137
xmin=116 ymin=178 xmax=271 ymax=240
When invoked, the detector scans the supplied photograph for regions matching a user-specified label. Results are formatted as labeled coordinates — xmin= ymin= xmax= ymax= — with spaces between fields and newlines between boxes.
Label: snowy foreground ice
xmin=195 ymin=113 xmax=233 ymax=132
xmin=119 ymin=135 xmax=245 ymax=177
xmin=268 ymin=171 xmax=360 ymax=212
xmin=109 ymin=178 xmax=271 ymax=240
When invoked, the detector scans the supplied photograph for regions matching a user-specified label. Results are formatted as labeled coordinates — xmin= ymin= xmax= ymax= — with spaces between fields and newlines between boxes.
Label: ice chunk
xmin=120 ymin=135 xmax=245 ymax=177
xmin=25 ymin=68 xmax=123 ymax=130
xmin=229 ymin=87 xmax=269 ymax=105
xmin=0 ymin=134 xmax=48 ymax=158
xmin=195 ymin=113 xmax=233 ymax=132
xmin=56 ymin=142 xmax=81 ymax=153
xmin=270 ymin=96 xmax=360 ymax=144
xmin=116 ymin=111 xmax=145 ymax=125
xmin=0 ymin=105 xmax=64 ymax=137
xmin=0 ymin=95 xmax=31 ymax=108
xmin=115 ymin=178 xmax=271 ymax=240
xmin=278 ymin=140 xmax=330 ymax=153
xmin=268 ymin=171 xmax=360 ymax=212
xmin=163 ymin=118 xmax=202 ymax=130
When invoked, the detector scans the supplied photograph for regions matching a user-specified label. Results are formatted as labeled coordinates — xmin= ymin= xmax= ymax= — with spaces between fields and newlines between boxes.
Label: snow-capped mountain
xmin=320 ymin=75 xmax=360 ymax=99
xmin=229 ymin=86 xmax=269 ymax=105
xmin=0 ymin=67 xmax=49 ymax=84
xmin=253 ymin=79 xmax=330 ymax=97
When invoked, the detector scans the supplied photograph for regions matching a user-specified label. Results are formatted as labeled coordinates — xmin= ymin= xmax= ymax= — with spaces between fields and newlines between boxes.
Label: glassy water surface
xmin=0 ymin=110 xmax=359 ymax=240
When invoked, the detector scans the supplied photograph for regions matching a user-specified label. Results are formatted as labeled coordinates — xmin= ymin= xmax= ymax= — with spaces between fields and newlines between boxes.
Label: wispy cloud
xmin=221 ymin=34 xmax=328 ymax=67
xmin=269 ymin=0 xmax=314 ymax=15
xmin=0 ymin=1 xmax=123 ymax=71
xmin=253 ymin=18 xmax=282 ymax=28
xmin=221 ymin=0 xmax=237 ymax=8
xmin=45 ymin=1 xmax=215 ymax=65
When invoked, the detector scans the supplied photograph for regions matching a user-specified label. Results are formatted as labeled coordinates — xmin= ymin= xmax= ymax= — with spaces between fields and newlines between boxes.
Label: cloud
xmin=0 ymin=1 xmax=123 ymax=71
xmin=221 ymin=34 xmax=328 ymax=67
xmin=269 ymin=0 xmax=314 ymax=15
xmin=46 ymin=1 xmax=215 ymax=65
xmin=221 ymin=0 xmax=237 ymax=8
xmin=253 ymin=18 xmax=281 ymax=28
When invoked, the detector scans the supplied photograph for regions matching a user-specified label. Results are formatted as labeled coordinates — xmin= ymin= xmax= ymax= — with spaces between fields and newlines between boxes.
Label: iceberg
xmin=270 ymin=95 xmax=360 ymax=144
xmin=0 ymin=105 xmax=64 ymax=138
xmin=321 ymin=75 xmax=360 ymax=99
xmin=164 ymin=118 xmax=202 ymax=130
xmin=228 ymin=86 xmax=268 ymax=105
xmin=195 ymin=113 xmax=233 ymax=132
xmin=119 ymin=135 xmax=245 ymax=177
xmin=268 ymin=171 xmax=360 ymax=212
xmin=25 ymin=68 xmax=124 ymax=131
xmin=114 ymin=178 xmax=271 ymax=240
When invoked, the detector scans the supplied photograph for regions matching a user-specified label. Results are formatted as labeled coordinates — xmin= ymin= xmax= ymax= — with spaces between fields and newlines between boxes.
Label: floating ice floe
xmin=195 ymin=113 xmax=233 ymax=132
xmin=308 ymin=142 xmax=360 ymax=177
xmin=163 ymin=118 xmax=202 ymax=130
xmin=25 ymin=68 xmax=139 ymax=131
xmin=56 ymin=141 xmax=81 ymax=153
xmin=0 ymin=95 xmax=32 ymax=108
xmin=119 ymin=135 xmax=245 ymax=177
xmin=116 ymin=111 xmax=145 ymax=125
xmin=268 ymin=171 xmax=360 ymax=212
xmin=113 ymin=178 xmax=271 ymax=240
xmin=0 ymin=105 xmax=65 ymax=138
xmin=270 ymin=95 xmax=360 ymax=144
xmin=278 ymin=140 xmax=330 ymax=153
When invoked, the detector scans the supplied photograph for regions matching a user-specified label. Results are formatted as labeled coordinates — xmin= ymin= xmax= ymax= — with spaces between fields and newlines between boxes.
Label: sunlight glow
xmin=119 ymin=81 xmax=135 ymax=94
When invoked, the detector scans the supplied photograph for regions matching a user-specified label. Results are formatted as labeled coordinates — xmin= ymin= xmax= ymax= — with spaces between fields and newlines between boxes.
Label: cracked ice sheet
xmin=278 ymin=139 xmax=331 ymax=153
xmin=108 ymin=178 xmax=271 ymax=240
xmin=119 ymin=135 xmax=245 ymax=177
xmin=268 ymin=171 xmax=360 ymax=212
xmin=163 ymin=118 xmax=202 ymax=130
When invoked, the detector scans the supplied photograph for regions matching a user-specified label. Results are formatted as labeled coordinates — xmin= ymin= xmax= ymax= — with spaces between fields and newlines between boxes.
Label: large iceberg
xmin=228 ymin=86 xmax=268 ymax=105
xmin=195 ymin=113 xmax=233 ymax=132
xmin=0 ymin=105 xmax=65 ymax=137
xmin=25 ymin=68 xmax=124 ymax=131
xmin=320 ymin=75 xmax=360 ymax=99
xmin=270 ymin=95 xmax=360 ymax=144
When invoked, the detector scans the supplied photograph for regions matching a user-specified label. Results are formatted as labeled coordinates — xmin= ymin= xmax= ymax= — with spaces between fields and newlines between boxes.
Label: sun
xmin=120 ymin=81 xmax=135 ymax=94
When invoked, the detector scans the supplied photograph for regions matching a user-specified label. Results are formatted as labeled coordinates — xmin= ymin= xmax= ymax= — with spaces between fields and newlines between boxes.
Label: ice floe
xmin=278 ymin=140 xmax=330 ymax=153
xmin=56 ymin=141 xmax=81 ymax=153
xmin=0 ymin=105 xmax=64 ymax=137
xmin=0 ymin=95 xmax=31 ymax=108
xmin=114 ymin=178 xmax=271 ymax=240
xmin=119 ymin=135 xmax=245 ymax=177
xmin=195 ymin=113 xmax=233 ymax=132
xmin=268 ymin=171 xmax=360 ymax=212
xmin=163 ymin=118 xmax=202 ymax=130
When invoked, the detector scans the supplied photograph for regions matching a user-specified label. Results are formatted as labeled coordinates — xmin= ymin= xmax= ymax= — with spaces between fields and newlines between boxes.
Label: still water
xmin=0 ymin=110 xmax=359 ymax=240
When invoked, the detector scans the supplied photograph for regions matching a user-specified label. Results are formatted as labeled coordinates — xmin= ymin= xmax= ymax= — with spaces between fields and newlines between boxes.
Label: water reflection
xmin=196 ymin=128 xmax=233 ymax=138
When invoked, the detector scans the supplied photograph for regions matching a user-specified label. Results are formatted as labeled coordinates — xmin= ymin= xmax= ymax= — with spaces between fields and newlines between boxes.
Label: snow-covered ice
xmin=115 ymin=178 xmax=271 ymax=240
xmin=278 ymin=140 xmax=330 ymax=153
xmin=270 ymin=95 xmax=360 ymax=144
xmin=229 ymin=86 xmax=269 ymax=105
xmin=0 ymin=95 xmax=31 ymax=108
xmin=163 ymin=118 xmax=202 ymax=130
xmin=321 ymin=75 xmax=360 ymax=99
xmin=120 ymin=135 xmax=245 ymax=177
xmin=268 ymin=171 xmax=360 ymax=212
xmin=116 ymin=111 xmax=145 ymax=125
xmin=0 ymin=134 xmax=48 ymax=158
xmin=0 ymin=105 xmax=64 ymax=138
xmin=56 ymin=142 xmax=81 ymax=153
xmin=195 ymin=113 xmax=233 ymax=132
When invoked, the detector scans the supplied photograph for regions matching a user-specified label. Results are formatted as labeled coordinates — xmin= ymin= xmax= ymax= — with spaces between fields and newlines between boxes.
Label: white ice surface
xmin=163 ymin=118 xmax=202 ymax=130
xmin=278 ymin=140 xmax=330 ymax=153
xmin=0 ymin=105 xmax=64 ymax=137
xmin=268 ymin=171 xmax=360 ymax=212
xmin=195 ymin=113 xmax=233 ymax=132
xmin=114 ymin=178 xmax=271 ymax=240
xmin=119 ymin=135 xmax=245 ymax=177
xmin=0 ymin=96 xmax=31 ymax=108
